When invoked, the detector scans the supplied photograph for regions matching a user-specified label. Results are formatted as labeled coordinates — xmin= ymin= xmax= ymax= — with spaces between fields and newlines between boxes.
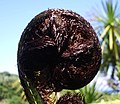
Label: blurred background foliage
xmin=94 ymin=0 xmax=120 ymax=79
xmin=0 ymin=72 xmax=28 ymax=104
xmin=0 ymin=0 xmax=120 ymax=104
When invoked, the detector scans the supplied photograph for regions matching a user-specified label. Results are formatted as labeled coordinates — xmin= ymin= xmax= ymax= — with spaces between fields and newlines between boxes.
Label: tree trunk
xmin=111 ymin=66 xmax=115 ymax=79
xmin=111 ymin=61 xmax=116 ymax=79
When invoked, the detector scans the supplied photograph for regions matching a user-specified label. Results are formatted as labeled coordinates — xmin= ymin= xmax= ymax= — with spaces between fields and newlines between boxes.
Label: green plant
xmin=12 ymin=79 xmax=26 ymax=101
xmin=6 ymin=96 xmax=28 ymax=104
xmin=94 ymin=0 xmax=120 ymax=79
xmin=77 ymin=83 xmax=102 ymax=104
xmin=0 ymin=72 xmax=28 ymax=104
xmin=116 ymin=61 xmax=120 ymax=80
xmin=0 ymin=72 xmax=18 ymax=100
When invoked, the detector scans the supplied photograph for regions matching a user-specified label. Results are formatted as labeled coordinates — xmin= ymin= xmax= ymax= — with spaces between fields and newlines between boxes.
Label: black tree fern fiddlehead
xmin=17 ymin=9 xmax=101 ymax=104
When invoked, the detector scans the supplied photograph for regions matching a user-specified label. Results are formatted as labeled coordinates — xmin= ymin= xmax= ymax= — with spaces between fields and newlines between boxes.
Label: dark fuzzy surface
xmin=17 ymin=9 xmax=101 ymax=103
xmin=56 ymin=93 xmax=85 ymax=104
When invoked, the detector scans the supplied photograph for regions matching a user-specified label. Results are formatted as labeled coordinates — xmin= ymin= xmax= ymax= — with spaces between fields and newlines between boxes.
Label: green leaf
xmin=101 ymin=37 xmax=107 ymax=53
xmin=114 ymin=42 xmax=119 ymax=60
xmin=109 ymin=28 xmax=113 ymax=50
xmin=20 ymin=91 xmax=26 ymax=99
xmin=100 ymin=25 xmax=110 ymax=39
xmin=114 ymin=29 xmax=120 ymax=43
xmin=95 ymin=16 xmax=106 ymax=23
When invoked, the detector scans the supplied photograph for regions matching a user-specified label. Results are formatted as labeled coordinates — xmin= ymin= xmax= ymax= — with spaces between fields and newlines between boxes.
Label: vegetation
xmin=1 ymin=0 xmax=120 ymax=104
xmin=116 ymin=61 xmax=120 ymax=80
xmin=0 ymin=71 xmax=119 ymax=104
xmin=12 ymin=79 xmax=26 ymax=101
xmin=94 ymin=0 xmax=120 ymax=79
xmin=78 ymin=83 xmax=102 ymax=103
xmin=60 ymin=83 xmax=102 ymax=104
xmin=0 ymin=72 xmax=28 ymax=104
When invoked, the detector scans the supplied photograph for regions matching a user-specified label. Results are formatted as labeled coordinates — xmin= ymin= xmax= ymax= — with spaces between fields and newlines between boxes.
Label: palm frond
xmin=109 ymin=28 xmax=113 ymax=50
xmin=114 ymin=29 xmax=120 ymax=44
xmin=100 ymin=25 xmax=110 ymax=39
xmin=93 ymin=0 xmax=120 ymax=79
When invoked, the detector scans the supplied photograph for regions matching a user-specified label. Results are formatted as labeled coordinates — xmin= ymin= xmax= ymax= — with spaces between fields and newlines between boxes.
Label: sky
xmin=0 ymin=0 xmax=102 ymax=75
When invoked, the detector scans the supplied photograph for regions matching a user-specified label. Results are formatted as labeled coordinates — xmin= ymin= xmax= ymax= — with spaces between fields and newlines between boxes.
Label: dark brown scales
xmin=17 ymin=9 xmax=101 ymax=103
xmin=56 ymin=93 xmax=85 ymax=104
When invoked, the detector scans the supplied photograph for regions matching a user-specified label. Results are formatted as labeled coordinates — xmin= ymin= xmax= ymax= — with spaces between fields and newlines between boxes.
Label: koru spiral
xmin=17 ymin=9 xmax=101 ymax=103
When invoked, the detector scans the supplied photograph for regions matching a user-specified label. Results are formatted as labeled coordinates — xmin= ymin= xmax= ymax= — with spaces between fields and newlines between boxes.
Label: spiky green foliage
xmin=116 ymin=61 xmax=120 ymax=80
xmin=77 ymin=83 xmax=102 ymax=104
xmin=94 ymin=0 xmax=120 ymax=78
